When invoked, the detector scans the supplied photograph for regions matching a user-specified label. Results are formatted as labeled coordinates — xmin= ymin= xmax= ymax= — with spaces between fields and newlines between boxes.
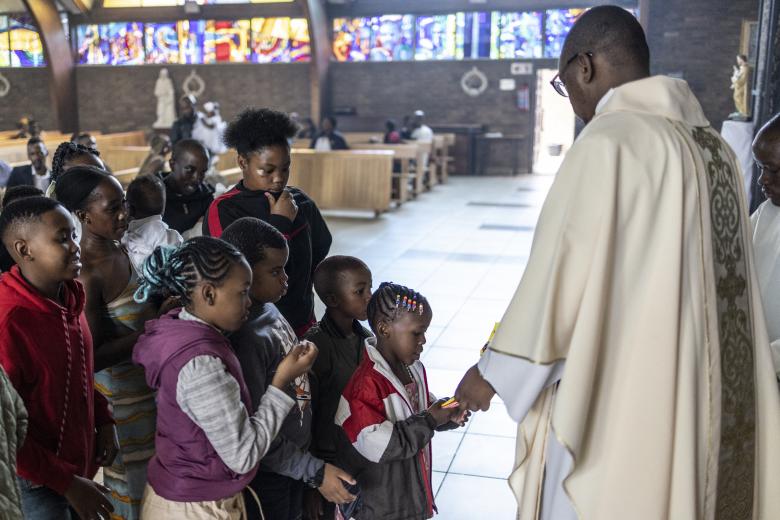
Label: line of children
xmin=204 ymin=108 xmax=332 ymax=338
xmin=221 ymin=217 xmax=357 ymax=520
xmin=0 ymin=196 xmax=117 ymax=520
xmin=132 ymin=237 xmax=317 ymax=517
xmin=0 ymin=111 xmax=469 ymax=520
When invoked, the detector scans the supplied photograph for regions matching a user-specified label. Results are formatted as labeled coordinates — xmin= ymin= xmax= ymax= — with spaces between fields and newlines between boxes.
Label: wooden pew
xmin=347 ymin=142 xmax=426 ymax=199
xmin=222 ymin=149 xmax=393 ymax=215
xmin=95 ymin=131 xmax=146 ymax=148
xmin=100 ymin=146 xmax=149 ymax=172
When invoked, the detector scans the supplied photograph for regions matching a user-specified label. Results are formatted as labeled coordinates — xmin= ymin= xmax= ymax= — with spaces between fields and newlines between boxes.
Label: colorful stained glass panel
xmin=9 ymin=16 xmax=45 ymax=67
xmin=178 ymin=20 xmax=206 ymax=64
xmin=76 ymin=24 xmax=106 ymax=64
xmin=332 ymin=18 xmax=371 ymax=62
xmin=490 ymin=12 xmax=543 ymax=59
xmin=0 ymin=16 xmax=10 ymax=67
xmin=204 ymin=19 xmax=250 ymax=63
xmin=145 ymin=22 xmax=179 ymax=63
xmin=415 ymin=15 xmax=457 ymax=61
xmin=544 ymin=8 xmax=586 ymax=58
xmin=368 ymin=15 xmax=413 ymax=62
xmin=456 ymin=12 xmax=491 ymax=59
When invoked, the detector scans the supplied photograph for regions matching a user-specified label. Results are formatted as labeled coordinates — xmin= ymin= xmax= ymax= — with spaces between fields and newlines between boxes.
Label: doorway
xmin=533 ymin=68 xmax=576 ymax=175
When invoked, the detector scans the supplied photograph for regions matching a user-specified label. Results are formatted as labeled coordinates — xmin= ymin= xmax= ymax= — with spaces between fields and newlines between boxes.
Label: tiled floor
xmin=320 ymin=175 xmax=553 ymax=519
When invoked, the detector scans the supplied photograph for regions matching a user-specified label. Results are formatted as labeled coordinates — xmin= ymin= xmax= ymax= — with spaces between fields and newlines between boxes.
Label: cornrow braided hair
xmin=367 ymin=282 xmax=428 ymax=333
xmin=134 ymin=236 xmax=244 ymax=305
xmin=51 ymin=141 xmax=101 ymax=183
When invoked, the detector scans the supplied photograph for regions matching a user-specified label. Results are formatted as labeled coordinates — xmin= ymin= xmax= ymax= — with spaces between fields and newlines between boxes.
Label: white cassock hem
xmin=478 ymin=349 xmax=576 ymax=520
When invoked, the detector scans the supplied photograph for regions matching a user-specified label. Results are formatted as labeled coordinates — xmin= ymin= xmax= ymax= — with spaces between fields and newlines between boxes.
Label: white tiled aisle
xmin=320 ymin=175 xmax=553 ymax=520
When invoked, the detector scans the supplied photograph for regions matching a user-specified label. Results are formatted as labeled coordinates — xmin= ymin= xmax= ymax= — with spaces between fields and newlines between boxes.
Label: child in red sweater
xmin=0 ymin=196 xmax=117 ymax=520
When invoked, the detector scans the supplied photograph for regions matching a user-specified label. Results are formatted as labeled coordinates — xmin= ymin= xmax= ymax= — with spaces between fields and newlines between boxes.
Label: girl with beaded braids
xmin=203 ymin=108 xmax=332 ymax=338
xmin=47 ymin=141 xmax=106 ymax=198
xmin=334 ymin=282 xmax=468 ymax=520
xmin=132 ymin=237 xmax=318 ymax=518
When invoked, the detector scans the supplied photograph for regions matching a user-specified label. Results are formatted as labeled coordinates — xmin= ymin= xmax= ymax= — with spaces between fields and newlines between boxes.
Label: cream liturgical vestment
xmin=478 ymin=76 xmax=780 ymax=520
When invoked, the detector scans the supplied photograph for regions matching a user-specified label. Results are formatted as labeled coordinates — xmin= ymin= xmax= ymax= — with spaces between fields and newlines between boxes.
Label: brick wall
xmin=0 ymin=68 xmax=56 ymax=132
xmin=646 ymin=0 xmax=760 ymax=127
xmin=330 ymin=59 xmax=553 ymax=173
xmin=75 ymin=63 xmax=311 ymax=134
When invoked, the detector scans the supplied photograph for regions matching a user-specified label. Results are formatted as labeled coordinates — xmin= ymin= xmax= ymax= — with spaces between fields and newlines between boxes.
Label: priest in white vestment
xmin=750 ymin=114 xmax=780 ymax=375
xmin=455 ymin=7 xmax=780 ymax=520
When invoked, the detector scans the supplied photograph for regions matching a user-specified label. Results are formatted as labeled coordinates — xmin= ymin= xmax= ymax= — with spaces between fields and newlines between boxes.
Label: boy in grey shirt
xmin=222 ymin=217 xmax=356 ymax=520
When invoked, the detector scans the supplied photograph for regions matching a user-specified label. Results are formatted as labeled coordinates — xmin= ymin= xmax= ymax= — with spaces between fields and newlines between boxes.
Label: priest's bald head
xmin=557 ymin=5 xmax=650 ymax=122
xmin=753 ymin=113 xmax=780 ymax=206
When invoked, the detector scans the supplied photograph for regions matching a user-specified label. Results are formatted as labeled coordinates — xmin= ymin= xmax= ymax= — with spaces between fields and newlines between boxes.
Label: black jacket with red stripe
xmin=203 ymin=183 xmax=332 ymax=336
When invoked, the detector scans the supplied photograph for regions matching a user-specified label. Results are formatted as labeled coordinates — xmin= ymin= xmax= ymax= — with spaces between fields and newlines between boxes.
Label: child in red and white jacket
xmin=335 ymin=283 xmax=468 ymax=520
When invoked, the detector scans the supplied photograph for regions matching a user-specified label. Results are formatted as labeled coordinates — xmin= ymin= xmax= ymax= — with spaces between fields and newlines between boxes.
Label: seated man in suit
xmin=7 ymin=138 xmax=50 ymax=192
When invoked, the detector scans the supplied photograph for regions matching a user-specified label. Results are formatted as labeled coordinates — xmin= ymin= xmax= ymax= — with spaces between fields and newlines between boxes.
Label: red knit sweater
xmin=0 ymin=266 xmax=113 ymax=494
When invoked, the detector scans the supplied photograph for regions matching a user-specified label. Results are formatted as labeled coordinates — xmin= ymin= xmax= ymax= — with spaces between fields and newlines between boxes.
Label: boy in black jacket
xmin=203 ymin=108 xmax=332 ymax=337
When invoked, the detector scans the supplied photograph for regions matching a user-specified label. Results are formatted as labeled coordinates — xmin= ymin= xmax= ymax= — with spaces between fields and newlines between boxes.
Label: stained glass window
xmin=76 ymin=25 xmax=105 ymax=64
xmin=368 ymin=15 xmax=414 ymax=62
xmin=103 ymin=0 xmax=292 ymax=6
xmin=145 ymin=22 xmax=179 ymax=63
xmin=103 ymin=22 xmax=145 ymax=64
xmin=178 ymin=20 xmax=206 ymax=64
xmin=544 ymin=8 xmax=587 ymax=58
xmin=456 ymin=12 xmax=491 ymax=59
xmin=415 ymin=15 xmax=457 ymax=60
xmin=0 ymin=16 xmax=10 ymax=67
xmin=332 ymin=18 xmax=371 ymax=62
xmin=288 ymin=18 xmax=310 ymax=62
xmin=490 ymin=12 xmax=543 ymax=59
xmin=204 ymin=20 xmax=250 ymax=63
xmin=9 ymin=15 xmax=45 ymax=67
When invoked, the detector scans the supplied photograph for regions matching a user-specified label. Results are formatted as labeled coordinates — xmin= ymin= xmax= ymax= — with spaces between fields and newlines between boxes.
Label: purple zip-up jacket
xmin=133 ymin=309 xmax=257 ymax=501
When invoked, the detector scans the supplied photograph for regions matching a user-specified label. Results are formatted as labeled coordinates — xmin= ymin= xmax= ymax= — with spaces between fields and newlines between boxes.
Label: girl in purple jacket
xmin=132 ymin=237 xmax=317 ymax=518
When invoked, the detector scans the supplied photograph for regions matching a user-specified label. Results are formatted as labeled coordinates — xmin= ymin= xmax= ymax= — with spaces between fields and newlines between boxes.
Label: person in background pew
xmin=138 ymin=133 xmax=172 ymax=178
xmin=410 ymin=110 xmax=434 ymax=143
xmin=57 ymin=166 xmax=164 ymax=520
xmin=400 ymin=115 xmax=413 ymax=140
xmin=71 ymin=132 xmax=98 ymax=151
xmin=0 ymin=186 xmax=45 ymax=272
xmin=7 ymin=138 xmax=50 ymax=192
xmin=310 ymin=116 xmax=349 ymax=151
xmin=171 ymin=94 xmax=200 ymax=145
xmin=122 ymin=174 xmax=183 ymax=274
xmin=162 ymin=139 xmax=215 ymax=238
xmin=384 ymin=120 xmax=402 ymax=144
xmin=0 ymin=159 xmax=12 ymax=187
xmin=298 ymin=118 xmax=317 ymax=140
xmin=0 ymin=196 xmax=117 ymax=520
xmin=204 ymin=108 xmax=332 ymax=338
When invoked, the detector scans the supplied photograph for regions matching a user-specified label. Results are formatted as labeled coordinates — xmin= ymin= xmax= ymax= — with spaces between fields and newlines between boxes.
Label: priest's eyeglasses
xmin=550 ymin=52 xmax=594 ymax=97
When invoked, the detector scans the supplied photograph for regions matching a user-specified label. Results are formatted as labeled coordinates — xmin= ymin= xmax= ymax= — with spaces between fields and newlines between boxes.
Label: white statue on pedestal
xmin=153 ymin=68 xmax=176 ymax=129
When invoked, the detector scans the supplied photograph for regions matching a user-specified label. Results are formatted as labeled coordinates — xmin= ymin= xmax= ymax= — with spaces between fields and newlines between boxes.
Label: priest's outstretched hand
xmin=455 ymin=364 xmax=496 ymax=412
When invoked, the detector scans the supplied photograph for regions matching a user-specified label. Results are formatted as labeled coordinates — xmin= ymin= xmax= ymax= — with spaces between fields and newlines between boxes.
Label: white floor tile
xmin=449 ymin=434 xmax=516 ymax=479
xmin=435 ymin=473 xmax=516 ymax=520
